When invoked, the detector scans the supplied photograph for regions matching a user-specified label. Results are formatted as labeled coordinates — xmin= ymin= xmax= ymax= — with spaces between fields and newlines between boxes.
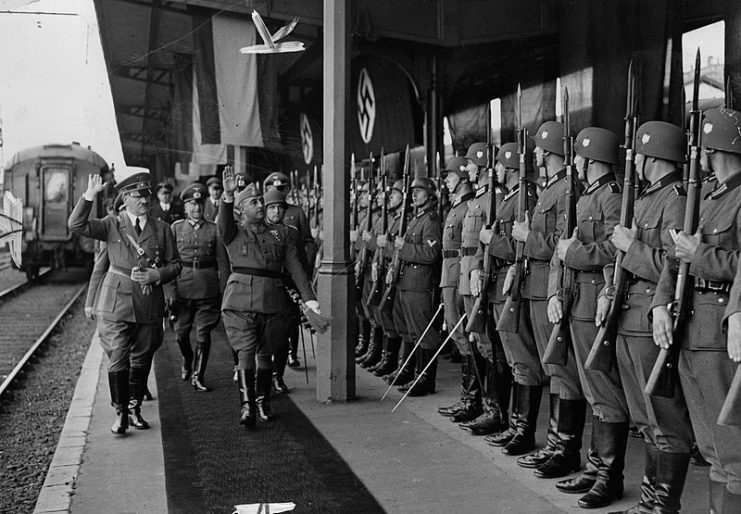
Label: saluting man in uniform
xmin=218 ymin=167 xmax=319 ymax=429
xmin=654 ymin=108 xmax=741 ymax=512
xmin=69 ymin=171 xmax=181 ymax=435
xmin=437 ymin=157 xmax=478 ymax=419
xmin=512 ymin=121 xmax=587 ymax=478
xmin=549 ymin=127 xmax=629 ymax=509
xmin=167 ymin=183 xmax=221 ymax=392
xmin=149 ymin=182 xmax=184 ymax=225
xmin=478 ymin=139 xmax=544 ymax=457
xmin=597 ymin=121 xmax=693 ymax=513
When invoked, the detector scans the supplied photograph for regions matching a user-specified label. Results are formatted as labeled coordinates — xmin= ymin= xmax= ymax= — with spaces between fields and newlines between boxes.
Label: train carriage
xmin=2 ymin=142 xmax=109 ymax=280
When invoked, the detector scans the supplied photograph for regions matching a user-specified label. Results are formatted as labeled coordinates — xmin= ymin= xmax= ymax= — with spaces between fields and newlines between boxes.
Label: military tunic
xmin=656 ymin=171 xmax=741 ymax=492
xmin=441 ymin=189 xmax=474 ymax=354
xmin=558 ymin=172 xmax=628 ymax=422
xmin=613 ymin=171 xmax=692 ymax=453
xmin=150 ymin=201 xmax=184 ymax=225
xmin=397 ymin=204 xmax=442 ymax=350
xmin=203 ymin=198 xmax=220 ymax=223
xmin=486 ymin=183 xmax=544 ymax=386
xmin=168 ymin=218 xmax=221 ymax=346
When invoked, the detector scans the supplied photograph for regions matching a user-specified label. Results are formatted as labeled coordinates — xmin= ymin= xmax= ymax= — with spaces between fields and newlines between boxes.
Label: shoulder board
xmin=672 ymin=184 xmax=687 ymax=196
xmin=172 ymin=219 xmax=185 ymax=225
xmin=608 ymin=183 xmax=621 ymax=194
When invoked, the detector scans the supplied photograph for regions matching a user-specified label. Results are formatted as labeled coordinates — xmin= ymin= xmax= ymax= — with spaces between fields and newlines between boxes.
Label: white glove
xmin=305 ymin=300 xmax=321 ymax=314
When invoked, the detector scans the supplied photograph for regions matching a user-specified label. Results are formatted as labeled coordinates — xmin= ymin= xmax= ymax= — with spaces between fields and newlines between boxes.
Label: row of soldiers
xmin=351 ymin=108 xmax=741 ymax=512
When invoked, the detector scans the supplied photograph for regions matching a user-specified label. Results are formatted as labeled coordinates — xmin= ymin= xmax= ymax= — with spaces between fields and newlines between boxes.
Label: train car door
xmin=39 ymin=161 xmax=72 ymax=240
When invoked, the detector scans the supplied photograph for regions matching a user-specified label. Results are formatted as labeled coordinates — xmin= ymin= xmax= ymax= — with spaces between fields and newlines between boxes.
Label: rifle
xmin=378 ymin=145 xmax=411 ymax=312
xmin=350 ymin=153 xmax=359 ymax=229
xmin=646 ymin=49 xmax=703 ymax=398
xmin=497 ymin=84 xmax=528 ymax=334
xmin=366 ymin=150 xmax=388 ymax=308
xmin=313 ymin=165 xmax=321 ymax=230
xmin=585 ymin=61 xmax=638 ymax=372
xmin=466 ymin=104 xmax=497 ymax=334
xmin=355 ymin=152 xmax=376 ymax=293
xmin=542 ymin=85 xmax=578 ymax=366
xmin=436 ymin=151 xmax=445 ymax=221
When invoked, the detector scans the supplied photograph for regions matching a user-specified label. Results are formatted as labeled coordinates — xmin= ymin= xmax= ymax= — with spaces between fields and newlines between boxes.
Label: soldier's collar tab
xmin=546 ymin=168 xmax=567 ymax=188
xmin=711 ymin=170 xmax=741 ymax=199
xmin=642 ymin=170 xmax=683 ymax=196
xmin=585 ymin=172 xmax=617 ymax=195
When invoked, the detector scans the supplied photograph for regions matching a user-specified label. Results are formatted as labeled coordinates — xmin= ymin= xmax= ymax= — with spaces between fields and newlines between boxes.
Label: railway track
xmin=0 ymin=252 xmax=10 ymax=272
xmin=0 ymin=273 xmax=87 ymax=398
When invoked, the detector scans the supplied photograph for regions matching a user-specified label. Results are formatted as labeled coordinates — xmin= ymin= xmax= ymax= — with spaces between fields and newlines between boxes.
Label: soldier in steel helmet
xmin=392 ymin=176 xmax=442 ymax=395
xmin=593 ymin=120 xmax=694 ymax=513
xmin=351 ymin=179 xmax=373 ymax=360
xmin=477 ymin=138 xmax=545 ymax=457
xmin=218 ymin=167 xmax=319 ymax=429
xmin=69 ymin=171 xmax=181 ymax=435
xmin=511 ymin=120 xmax=589 ymax=478
xmin=457 ymin=142 xmax=511 ymax=437
xmin=655 ymin=108 xmax=741 ymax=511
xmin=548 ymin=127 xmax=629 ymax=508
xmin=166 ymin=183 xmax=221 ymax=392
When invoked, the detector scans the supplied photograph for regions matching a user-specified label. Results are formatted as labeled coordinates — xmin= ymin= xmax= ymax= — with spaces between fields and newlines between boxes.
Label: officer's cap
xmin=263 ymin=189 xmax=287 ymax=206
xmin=206 ymin=176 xmax=222 ymax=188
xmin=575 ymin=127 xmax=619 ymax=165
xmin=535 ymin=121 xmax=566 ymax=156
xmin=635 ymin=121 xmax=686 ymax=164
xmin=410 ymin=177 xmax=436 ymax=196
xmin=465 ymin=142 xmax=495 ymax=167
xmin=156 ymin=182 xmax=173 ymax=194
xmin=180 ymin=183 xmax=207 ymax=203
xmin=391 ymin=180 xmax=404 ymax=194
xmin=701 ymin=108 xmax=741 ymax=154
xmin=235 ymin=183 xmax=262 ymax=207
xmin=445 ymin=156 xmax=470 ymax=178
xmin=264 ymin=171 xmax=290 ymax=189
xmin=116 ymin=171 xmax=152 ymax=196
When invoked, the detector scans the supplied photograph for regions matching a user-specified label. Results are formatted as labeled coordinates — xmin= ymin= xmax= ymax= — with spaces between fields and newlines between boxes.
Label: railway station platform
xmin=34 ymin=324 xmax=712 ymax=513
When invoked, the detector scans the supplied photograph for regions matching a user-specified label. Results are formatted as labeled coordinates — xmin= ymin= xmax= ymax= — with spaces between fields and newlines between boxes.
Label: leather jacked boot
xmin=535 ymin=398 xmax=587 ymax=479
xmin=557 ymin=422 xmax=600 ymax=493
xmin=191 ymin=342 xmax=210 ymax=392
xmin=273 ymin=372 xmax=290 ymax=393
xmin=502 ymin=384 xmax=542 ymax=456
xmin=387 ymin=341 xmax=416 ymax=386
xmin=518 ymin=393 xmax=559 ymax=467
xmin=374 ymin=337 xmax=401 ymax=376
xmin=368 ymin=350 xmax=390 ymax=374
xmin=237 ymin=369 xmax=256 ymax=429
xmin=407 ymin=349 xmax=437 ymax=397
xmin=256 ymin=368 xmax=276 ymax=421
xmin=438 ymin=358 xmax=473 ymax=416
xmin=461 ymin=358 xmax=506 ymax=435
xmin=128 ymin=366 xmax=150 ymax=429
xmin=451 ymin=353 xmax=485 ymax=423
xmin=354 ymin=318 xmax=371 ymax=357
xmin=358 ymin=326 xmax=383 ymax=367
xmin=485 ymin=383 xmax=518 ymax=447
xmin=176 ymin=337 xmax=193 ymax=381
xmin=108 ymin=371 xmax=129 ymax=435
xmin=578 ymin=419 xmax=629 ymax=509
xmin=651 ymin=451 xmax=690 ymax=514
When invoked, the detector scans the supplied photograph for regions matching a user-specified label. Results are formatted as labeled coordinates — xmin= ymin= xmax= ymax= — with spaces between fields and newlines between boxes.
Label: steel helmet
xmin=701 ymin=108 xmax=741 ymax=154
xmin=635 ymin=121 xmax=687 ymax=163
xmin=575 ymin=127 xmax=619 ymax=165
xmin=535 ymin=120 xmax=566 ymax=156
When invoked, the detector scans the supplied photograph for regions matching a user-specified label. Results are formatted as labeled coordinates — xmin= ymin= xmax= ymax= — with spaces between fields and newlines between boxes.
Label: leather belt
xmin=694 ymin=277 xmax=731 ymax=294
xmin=461 ymin=247 xmax=478 ymax=256
xmin=181 ymin=259 xmax=216 ymax=269
xmin=442 ymin=249 xmax=461 ymax=258
xmin=232 ymin=266 xmax=283 ymax=279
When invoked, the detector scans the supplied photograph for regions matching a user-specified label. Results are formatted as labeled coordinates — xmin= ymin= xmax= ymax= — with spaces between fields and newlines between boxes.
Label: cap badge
xmin=476 ymin=150 xmax=484 ymax=158
xmin=541 ymin=130 xmax=548 ymax=139
xmin=641 ymin=133 xmax=651 ymax=144
xmin=459 ymin=165 xmax=466 ymax=172
xmin=582 ymin=138 xmax=591 ymax=147
xmin=193 ymin=191 xmax=202 ymax=199
xmin=273 ymin=179 xmax=281 ymax=186
xmin=505 ymin=151 xmax=512 ymax=159
xmin=704 ymin=123 xmax=713 ymax=134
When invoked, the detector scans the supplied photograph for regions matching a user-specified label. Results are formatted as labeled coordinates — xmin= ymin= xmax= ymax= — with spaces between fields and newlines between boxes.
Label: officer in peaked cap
xmin=263 ymin=171 xmax=316 ymax=369
xmin=657 ymin=107 xmax=741 ymax=511
xmin=549 ymin=126 xmax=628 ymax=508
xmin=68 ymin=171 xmax=181 ymax=435
xmin=204 ymin=176 xmax=223 ymax=222
xmin=235 ymin=173 xmax=249 ymax=193
xmin=165 ymin=182 xmax=221 ymax=392
xmin=150 ymin=181 xmax=184 ymax=225
xmin=218 ymin=167 xmax=319 ymax=429
xmin=477 ymin=138 xmax=543 ymax=457
xmin=511 ymin=120 xmax=587 ymax=477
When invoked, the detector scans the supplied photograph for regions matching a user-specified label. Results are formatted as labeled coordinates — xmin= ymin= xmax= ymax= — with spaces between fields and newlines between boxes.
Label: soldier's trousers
xmin=679 ymin=348 xmax=741 ymax=494
xmin=616 ymin=334 xmax=692 ymax=453
xmin=441 ymin=286 xmax=468 ymax=354
xmin=569 ymin=318 xmax=629 ymax=423
xmin=98 ymin=318 xmax=162 ymax=373
xmin=173 ymin=297 xmax=220 ymax=344
xmin=222 ymin=309 xmax=289 ymax=371
xmin=398 ymin=289 xmax=439 ymax=350
xmin=492 ymin=301 xmax=546 ymax=387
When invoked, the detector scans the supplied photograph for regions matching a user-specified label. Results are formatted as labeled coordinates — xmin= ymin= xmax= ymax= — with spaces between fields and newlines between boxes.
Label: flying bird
xmin=239 ymin=11 xmax=304 ymax=54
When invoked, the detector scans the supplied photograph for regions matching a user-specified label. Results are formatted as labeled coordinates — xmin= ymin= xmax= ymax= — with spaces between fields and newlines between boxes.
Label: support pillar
xmin=317 ymin=0 xmax=355 ymax=402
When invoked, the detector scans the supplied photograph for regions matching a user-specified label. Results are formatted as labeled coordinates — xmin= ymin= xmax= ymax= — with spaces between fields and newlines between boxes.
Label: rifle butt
xmin=496 ymin=297 xmax=521 ymax=334
xmin=645 ymin=348 xmax=678 ymax=398
xmin=543 ymin=321 xmax=569 ymax=366
xmin=718 ymin=364 xmax=741 ymax=426
xmin=465 ymin=295 xmax=488 ymax=334
xmin=584 ymin=322 xmax=616 ymax=372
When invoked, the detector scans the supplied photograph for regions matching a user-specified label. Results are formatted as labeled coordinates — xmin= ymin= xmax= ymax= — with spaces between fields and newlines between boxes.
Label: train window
xmin=45 ymin=168 xmax=68 ymax=203
xmin=41 ymin=166 xmax=70 ymax=239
